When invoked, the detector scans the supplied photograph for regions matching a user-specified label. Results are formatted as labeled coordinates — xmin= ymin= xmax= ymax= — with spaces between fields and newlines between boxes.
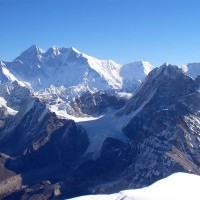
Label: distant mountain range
xmin=0 ymin=45 xmax=153 ymax=91
xmin=0 ymin=45 xmax=200 ymax=199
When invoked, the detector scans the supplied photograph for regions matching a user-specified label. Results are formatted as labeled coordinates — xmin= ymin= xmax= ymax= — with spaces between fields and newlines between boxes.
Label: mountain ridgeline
xmin=0 ymin=45 xmax=200 ymax=199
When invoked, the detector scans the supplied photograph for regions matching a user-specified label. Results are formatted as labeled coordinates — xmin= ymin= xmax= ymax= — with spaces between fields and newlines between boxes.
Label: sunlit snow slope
xmin=70 ymin=172 xmax=200 ymax=200
xmin=3 ymin=45 xmax=153 ymax=92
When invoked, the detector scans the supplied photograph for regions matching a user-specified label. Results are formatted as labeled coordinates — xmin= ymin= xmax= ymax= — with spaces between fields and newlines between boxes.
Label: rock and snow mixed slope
xmin=67 ymin=64 xmax=200 ymax=199
xmin=70 ymin=172 xmax=200 ymax=200
xmin=0 ymin=46 xmax=200 ymax=199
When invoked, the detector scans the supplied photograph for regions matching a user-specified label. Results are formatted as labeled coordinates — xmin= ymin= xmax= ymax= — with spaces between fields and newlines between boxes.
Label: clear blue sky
xmin=0 ymin=0 xmax=200 ymax=67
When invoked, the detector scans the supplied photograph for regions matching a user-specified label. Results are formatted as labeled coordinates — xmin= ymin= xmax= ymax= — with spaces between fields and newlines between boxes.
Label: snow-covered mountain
xmin=70 ymin=172 xmax=200 ymax=200
xmin=2 ymin=45 xmax=153 ymax=92
xmin=0 ymin=45 xmax=154 ymax=119
xmin=6 ymin=45 xmax=121 ymax=91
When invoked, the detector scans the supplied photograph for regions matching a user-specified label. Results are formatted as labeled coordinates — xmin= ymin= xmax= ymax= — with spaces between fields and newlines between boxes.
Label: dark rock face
xmin=117 ymin=65 xmax=200 ymax=188
xmin=0 ymin=98 xmax=55 ymax=156
xmin=0 ymin=106 xmax=13 ymax=128
xmin=59 ymin=138 xmax=132 ymax=199
xmin=0 ymin=96 xmax=88 ymax=159
xmin=117 ymin=65 xmax=195 ymax=116
xmin=0 ymin=81 xmax=31 ymax=110
xmin=74 ymin=138 xmax=132 ymax=180
xmin=5 ymin=120 xmax=89 ymax=175
xmin=0 ymin=97 xmax=89 ymax=198
xmin=70 ymin=90 xmax=126 ymax=116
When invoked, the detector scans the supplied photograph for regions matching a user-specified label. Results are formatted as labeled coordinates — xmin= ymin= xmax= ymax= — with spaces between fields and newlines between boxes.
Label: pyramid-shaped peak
xmin=14 ymin=45 xmax=44 ymax=61
xmin=25 ymin=44 xmax=44 ymax=54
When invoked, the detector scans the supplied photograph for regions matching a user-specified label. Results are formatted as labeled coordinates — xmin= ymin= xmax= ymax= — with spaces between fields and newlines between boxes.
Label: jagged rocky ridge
xmin=0 ymin=46 xmax=200 ymax=199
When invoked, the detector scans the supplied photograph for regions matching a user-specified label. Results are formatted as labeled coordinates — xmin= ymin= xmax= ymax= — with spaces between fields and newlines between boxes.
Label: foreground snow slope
xmin=70 ymin=172 xmax=200 ymax=200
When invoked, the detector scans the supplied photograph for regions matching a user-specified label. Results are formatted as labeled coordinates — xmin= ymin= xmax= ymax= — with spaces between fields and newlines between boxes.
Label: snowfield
xmin=69 ymin=172 xmax=200 ymax=200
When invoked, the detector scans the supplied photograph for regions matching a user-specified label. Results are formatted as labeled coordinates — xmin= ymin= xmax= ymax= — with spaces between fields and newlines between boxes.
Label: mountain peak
xmin=145 ymin=63 xmax=185 ymax=83
xmin=25 ymin=44 xmax=44 ymax=54
xmin=14 ymin=44 xmax=44 ymax=62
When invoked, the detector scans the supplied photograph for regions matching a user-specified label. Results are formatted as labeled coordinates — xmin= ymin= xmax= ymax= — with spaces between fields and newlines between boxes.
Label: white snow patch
xmin=1 ymin=66 xmax=26 ymax=87
xmin=116 ymin=92 xmax=133 ymax=99
xmin=79 ymin=114 xmax=129 ymax=158
xmin=49 ymin=104 xmax=102 ymax=122
xmin=69 ymin=194 xmax=122 ymax=200
xmin=0 ymin=97 xmax=18 ymax=115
